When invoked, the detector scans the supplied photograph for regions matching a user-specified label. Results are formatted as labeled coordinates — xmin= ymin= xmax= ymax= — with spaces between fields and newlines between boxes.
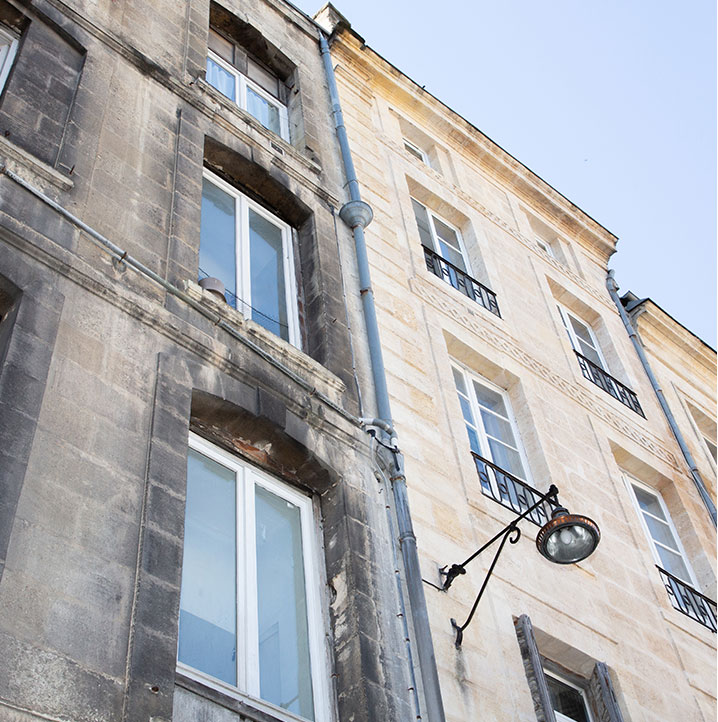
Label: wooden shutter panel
xmin=514 ymin=615 xmax=556 ymax=722
xmin=588 ymin=662 xmax=625 ymax=722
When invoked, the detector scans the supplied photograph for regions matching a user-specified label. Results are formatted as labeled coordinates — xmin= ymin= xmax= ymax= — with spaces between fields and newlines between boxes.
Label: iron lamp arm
xmin=441 ymin=484 xmax=558 ymax=591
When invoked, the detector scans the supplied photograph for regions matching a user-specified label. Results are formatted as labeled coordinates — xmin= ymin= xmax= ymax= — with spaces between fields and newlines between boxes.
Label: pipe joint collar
xmin=606 ymin=268 xmax=619 ymax=293
xmin=339 ymin=200 xmax=373 ymax=229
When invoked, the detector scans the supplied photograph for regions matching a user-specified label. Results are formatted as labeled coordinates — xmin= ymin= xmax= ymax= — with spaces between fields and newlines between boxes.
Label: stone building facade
xmin=0 ymin=1 xmax=421 ymax=721
xmin=0 ymin=1 xmax=715 ymax=722
xmin=317 ymin=6 xmax=717 ymax=722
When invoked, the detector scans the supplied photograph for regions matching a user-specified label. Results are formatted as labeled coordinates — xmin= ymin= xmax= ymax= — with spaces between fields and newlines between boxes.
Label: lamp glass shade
xmin=536 ymin=508 xmax=600 ymax=564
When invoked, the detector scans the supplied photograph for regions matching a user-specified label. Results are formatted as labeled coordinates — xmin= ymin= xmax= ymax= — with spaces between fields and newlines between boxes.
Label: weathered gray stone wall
xmin=0 ymin=0 xmax=415 ymax=720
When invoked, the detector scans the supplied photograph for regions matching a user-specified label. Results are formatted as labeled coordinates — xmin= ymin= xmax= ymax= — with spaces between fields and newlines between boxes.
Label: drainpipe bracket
xmin=339 ymin=200 xmax=373 ymax=229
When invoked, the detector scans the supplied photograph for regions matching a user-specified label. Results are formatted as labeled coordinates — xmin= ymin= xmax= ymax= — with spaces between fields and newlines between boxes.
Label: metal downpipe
xmin=319 ymin=32 xmax=446 ymax=722
xmin=606 ymin=270 xmax=717 ymax=526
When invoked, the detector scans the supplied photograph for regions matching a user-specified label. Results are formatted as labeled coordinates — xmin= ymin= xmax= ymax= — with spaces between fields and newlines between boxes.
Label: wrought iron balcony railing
xmin=471 ymin=452 xmax=556 ymax=526
xmin=574 ymin=351 xmax=645 ymax=417
xmin=657 ymin=566 xmax=717 ymax=633
xmin=423 ymin=246 xmax=501 ymax=317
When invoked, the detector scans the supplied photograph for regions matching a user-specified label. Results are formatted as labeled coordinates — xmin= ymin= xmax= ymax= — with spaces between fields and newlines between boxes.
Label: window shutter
xmin=514 ymin=615 xmax=556 ymax=722
xmin=411 ymin=198 xmax=434 ymax=249
xmin=588 ymin=662 xmax=624 ymax=722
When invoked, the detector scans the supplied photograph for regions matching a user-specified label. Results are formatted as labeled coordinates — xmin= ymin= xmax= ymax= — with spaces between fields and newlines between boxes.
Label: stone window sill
xmin=0 ymin=136 xmax=73 ymax=192
xmin=182 ymin=279 xmax=346 ymax=403
xmin=176 ymin=671 xmax=312 ymax=722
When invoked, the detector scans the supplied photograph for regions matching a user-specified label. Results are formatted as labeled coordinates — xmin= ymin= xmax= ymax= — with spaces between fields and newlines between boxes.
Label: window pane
xmin=480 ymin=409 xmax=517 ymax=446
xmin=644 ymin=515 xmax=681 ymax=551
xmin=437 ymin=240 xmax=466 ymax=272
xmin=473 ymin=381 xmax=508 ymax=417
xmin=466 ymin=426 xmax=481 ymax=455
xmin=458 ymin=395 xmax=474 ymax=424
xmin=200 ymin=178 xmax=237 ymax=305
xmin=0 ymin=38 xmax=10 ymax=68
xmin=411 ymin=199 xmax=434 ymax=249
xmin=179 ymin=449 xmax=237 ymax=686
xmin=207 ymin=56 xmax=236 ymax=101
xmin=404 ymin=140 xmax=424 ymax=162
xmin=255 ymin=485 xmax=314 ymax=720
xmin=632 ymin=485 xmax=667 ymax=521
xmin=546 ymin=676 xmax=589 ymax=722
xmin=208 ymin=29 xmax=234 ymax=64
xmin=569 ymin=315 xmax=595 ymax=348
xmin=247 ymin=85 xmax=282 ymax=135
xmin=249 ymin=209 xmax=288 ymax=340
xmin=247 ymin=57 xmax=280 ymax=98
xmin=558 ymin=306 xmax=569 ymax=331
xmin=577 ymin=339 xmax=603 ymax=368
xmin=655 ymin=544 xmax=692 ymax=582
xmin=432 ymin=217 xmax=460 ymax=252
xmin=452 ymin=367 xmax=467 ymax=396
xmin=433 ymin=217 xmax=466 ymax=271
xmin=487 ymin=438 xmax=526 ymax=479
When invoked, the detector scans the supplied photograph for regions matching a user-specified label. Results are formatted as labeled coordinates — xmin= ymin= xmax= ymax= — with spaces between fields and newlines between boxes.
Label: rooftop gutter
xmin=319 ymin=31 xmax=446 ymax=722
xmin=607 ymin=270 xmax=716 ymax=526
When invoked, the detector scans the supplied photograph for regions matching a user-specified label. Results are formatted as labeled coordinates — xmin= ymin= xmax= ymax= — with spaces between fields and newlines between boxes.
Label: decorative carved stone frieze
xmin=409 ymin=277 xmax=680 ymax=470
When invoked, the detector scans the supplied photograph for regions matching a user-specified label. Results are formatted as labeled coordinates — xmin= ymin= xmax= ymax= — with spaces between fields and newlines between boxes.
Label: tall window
xmin=557 ymin=305 xmax=607 ymax=371
xmin=178 ymin=434 xmax=329 ymax=722
xmin=0 ymin=24 xmax=18 ymax=93
xmin=206 ymin=28 xmax=289 ymax=140
xmin=200 ymin=169 xmax=300 ymax=346
xmin=411 ymin=198 xmax=469 ymax=274
xmin=624 ymin=474 xmax=695 ymax=585
xmin=452 ymin=364 xmax=530 ymax=481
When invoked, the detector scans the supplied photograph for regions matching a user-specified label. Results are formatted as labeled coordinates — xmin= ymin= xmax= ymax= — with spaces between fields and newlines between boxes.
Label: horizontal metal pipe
xmin=0 ymin=164 xmax=361 ymax=428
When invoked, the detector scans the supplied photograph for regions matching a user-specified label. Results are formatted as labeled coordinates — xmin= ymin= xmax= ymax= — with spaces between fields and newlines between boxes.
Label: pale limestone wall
xmin=330 ymin=28 xmax=716 ymax=722
xmin=629 ymin=301 xmax=717 ymax=498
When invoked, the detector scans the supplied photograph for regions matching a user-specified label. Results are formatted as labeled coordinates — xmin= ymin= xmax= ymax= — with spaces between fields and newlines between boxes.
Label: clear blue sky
xmin=293 ymin=0 xmax=717 ymax=347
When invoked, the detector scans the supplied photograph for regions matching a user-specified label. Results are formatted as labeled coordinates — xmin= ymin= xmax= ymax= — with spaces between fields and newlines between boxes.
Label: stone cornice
xmin=35 ymin=0 xmax=340 ymax=208
xmin=630 ymin=301 xmax=716 ymax=379
xmin=408 ymin=276 xmax=680 ymax=470
xmin=391 ymin=148 xmax=616 ymax=313
xmin=330 ymin=32 xmax=618 ymax=264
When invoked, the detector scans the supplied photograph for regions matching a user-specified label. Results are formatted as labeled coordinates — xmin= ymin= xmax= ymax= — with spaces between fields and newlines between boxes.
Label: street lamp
xmin=440 ymin=484 xmax=600 ymax=647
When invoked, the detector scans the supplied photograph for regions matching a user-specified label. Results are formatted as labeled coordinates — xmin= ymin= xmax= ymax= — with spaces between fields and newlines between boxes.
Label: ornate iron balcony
xmin=657 ymin=566 xmax=717 ymax=633
xmin=471 ymin=452 xmax=555 ymax=526
xmin=423 ymin=246 xmax=500 ymax=317
xmin=574 ymin=351 xmax=645 ymax=417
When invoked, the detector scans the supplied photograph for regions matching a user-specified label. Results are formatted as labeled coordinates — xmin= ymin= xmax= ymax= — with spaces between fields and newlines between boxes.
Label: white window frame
xmin=0 ymin=25 xmax=19 ymax=94
xmin=403 ymin=138 xmax=429 ymax=166
xmin=202 ymin=169 xmax=301 ymax=347
xmin=535 ymin=237 xmax=555 ymax=258
xmin=556 ymin=304 xmax=608 ymax=371
xmin=411 ymin=197 xmax=472 ymax=273
xmin=544 ymin=670 xmax=595 ymax=722
xmin=451 ymin=362 xmax=533 ymax=485
xmin=207 ymin=48 xmax=289 ymax=141
xmin=179 ymin=433 xmax=331 ymax=722
xmin=623 ymin=473 xmax=697 ymax=586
